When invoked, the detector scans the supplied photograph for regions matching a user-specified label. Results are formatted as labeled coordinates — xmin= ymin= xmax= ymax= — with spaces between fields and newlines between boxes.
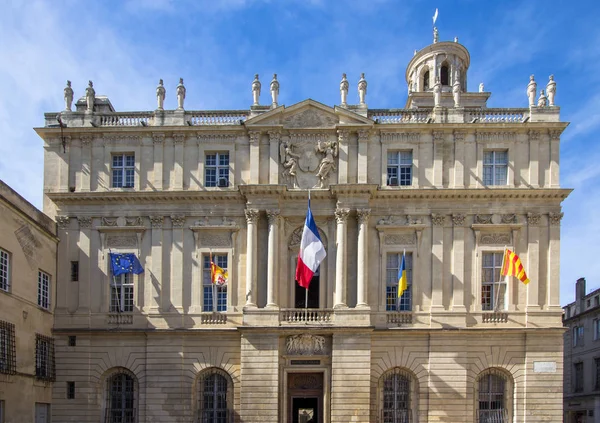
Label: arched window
xmin=105 ymin=370 xmax=136 ymax=423
xmin=423 ymin=71 xmax=430 ymax=90
xmin=476 ymin=369 xmax=511 ymax=423
xmin=197 ymin=368 xmax=232 ymax=423
xmin=380 ymin=368 xmax=416 ymax=423
xmin=440 ymin=64 xmax=449 ymax=85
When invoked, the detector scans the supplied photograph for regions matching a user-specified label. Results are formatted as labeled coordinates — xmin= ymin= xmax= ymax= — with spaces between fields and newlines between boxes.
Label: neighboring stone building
xmin=38 ymin=28 xmax=569 ymax=422
xmin=563 ymin=278 xmax=600 ymax=423
xmin=0 ymin=180 xmax=58 ymax=423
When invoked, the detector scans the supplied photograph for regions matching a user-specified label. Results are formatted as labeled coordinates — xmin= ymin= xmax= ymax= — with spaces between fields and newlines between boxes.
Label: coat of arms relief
xmin=280 ymin=135 xmax=338 ymax=189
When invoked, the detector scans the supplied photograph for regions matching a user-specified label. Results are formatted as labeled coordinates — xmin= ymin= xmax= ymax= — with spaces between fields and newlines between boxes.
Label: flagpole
xmin=306 ymin=189 xmax=310 ymax=321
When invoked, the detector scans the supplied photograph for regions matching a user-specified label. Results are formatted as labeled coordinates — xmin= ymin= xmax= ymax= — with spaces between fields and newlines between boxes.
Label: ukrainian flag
xmin=397 ymin=252 xmax=407 ymax=298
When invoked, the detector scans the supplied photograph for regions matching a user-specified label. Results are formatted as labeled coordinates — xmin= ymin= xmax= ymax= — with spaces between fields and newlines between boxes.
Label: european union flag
xmin=109 ymin=253 xmax=144 ymax=276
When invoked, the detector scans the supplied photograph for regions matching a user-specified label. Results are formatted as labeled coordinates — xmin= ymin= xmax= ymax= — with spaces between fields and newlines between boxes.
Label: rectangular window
xmin=595 ymin=320 xmax=600 ymax=341
xmin=0 ymin=321 xmax=16 ymax=374
xmin=596 ymin=358 xmax=600 ymax=391
xmin=0 ymin=249 xmax=9 ymax=292
xmin=483 ymin=150 xmax=508 ymax=186
xmin=387 ymin=151 xmax=413 ymax=186
xmin=111 ymin=153 xmax=135 ymax=188
xmin=482 ymin=252 xmax=506 ymax=311
xmin=37 ymin=271 xmax=51 ymax=310
xmin=204 ymin=152 xmax=229 ymax=187
xmin=68 ymin=336 xmax=76 ymax=347
xmin=35 ymin=334 xmax=55 ymax=381
xmin=0 ymin=400 xmax=4 ymax=423
xmin=203 ymin=254 xmax=227 ymax=312
xmin=110 ymin=273 xmax=134 ymax=312
xmin=70 ymin=261 xmax=79 ymax=282
xmin=574 ymin=325 xmax=585 ymax=347
xmin=574 ymin=362 xmax=584 ymax=393
xmin=67 ymin=381 xmax=75 ymax=399
xmin=386 ymin=253 xmax=413 ymax=311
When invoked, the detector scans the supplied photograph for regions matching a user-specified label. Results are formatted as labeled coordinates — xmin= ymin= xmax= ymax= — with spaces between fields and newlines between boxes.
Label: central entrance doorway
xmin=288 ymin=373 xmax=323 ymax=423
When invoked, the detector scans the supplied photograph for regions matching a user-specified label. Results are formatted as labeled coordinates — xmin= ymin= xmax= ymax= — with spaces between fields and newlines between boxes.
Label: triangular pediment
xmin=245 ymin=99 xmax=373 ymax=128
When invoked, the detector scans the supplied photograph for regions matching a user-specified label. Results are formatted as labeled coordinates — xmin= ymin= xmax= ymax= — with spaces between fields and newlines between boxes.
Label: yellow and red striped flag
xmin=501 ymin=249 xmax=530 ymax=284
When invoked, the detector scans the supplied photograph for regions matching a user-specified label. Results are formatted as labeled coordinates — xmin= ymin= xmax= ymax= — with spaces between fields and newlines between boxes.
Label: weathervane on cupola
xmin=432 ymin=8 xmax=439 ymax=43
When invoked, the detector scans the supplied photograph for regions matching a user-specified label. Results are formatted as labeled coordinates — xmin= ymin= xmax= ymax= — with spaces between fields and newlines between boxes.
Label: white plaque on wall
xmin=533 ymin=361 xmax=557 ymax=373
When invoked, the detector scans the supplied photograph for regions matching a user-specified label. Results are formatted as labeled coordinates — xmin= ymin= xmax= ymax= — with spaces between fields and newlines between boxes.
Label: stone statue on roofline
xmin=85 ymin=81 xmax=95 ymax=112
xmin=452 ymin=78 xmax=461 ymax=108
xmin=64 ymin=80 xmax=73 ymax=111
xmin=340 ymin=73 xmax=349 ymax=106
xmin=176 ymin=78 xmax=185 ymax=110
xmin=252 ymin=74 xmax=261 ymax=106
xmin=433 ymin=76 xmax=441 ymax=107
xmin=546 ymin=75 xmax=556 ymax=106
xmin=527 ymin=75 xmax=537 ymax=107
xmin=270 ymin=74 xmax=279 ymax=108
xmin=433 ymin=27 xmax=439 ymax=43
xmin=156 ymin=79 xmax=166 ymax=111
xmin=537 ymin=89 xmax=547 ymax=108
xmin=479 ymin=82 xmax=484 ymax=93
xmin=358 ymin=73 xmax=367 ymax=105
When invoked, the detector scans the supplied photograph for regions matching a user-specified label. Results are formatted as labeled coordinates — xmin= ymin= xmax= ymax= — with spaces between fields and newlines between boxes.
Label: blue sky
xmin=0 ymin=0 xmax=598 ymax=304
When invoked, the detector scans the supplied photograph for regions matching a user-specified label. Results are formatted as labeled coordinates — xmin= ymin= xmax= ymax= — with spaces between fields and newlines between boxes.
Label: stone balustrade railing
xmin=280 ymin=309 xmax=333 ymax=324
xmin=188 ymin=111 xmax=248 ymax=126
xmin=464 ymin=108 xmax=527 ymax=123
xmin=200 ymin=312 xmax=228 ymax=325
xmin=387 ymin=312 xmax=413 ymax=325
xmin=369 ymin=109 xmax=431 ymax=123
xmin=481 ymin=312 xmax=509 ymax=323
xmin=99 ymin=113 xmax=152 ymax=127
xmin=107 ymin=313 xmax=134 ymax=325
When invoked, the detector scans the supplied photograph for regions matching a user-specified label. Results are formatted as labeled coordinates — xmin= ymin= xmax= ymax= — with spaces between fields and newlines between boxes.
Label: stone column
xmin=148 ymin=216 xmax=163 ymax=311
xmin=453 ymin=131 xmax=465 ymax=188
xmin=152 ymin=133 xmax=165 ymax=190
xmin=547 ymin=212 xmax=563 ymax=308
xmin=248 ymin=131 xmax=260 ymax=184
xmin=77 ymin=216 xmax=92 ymax=313
xmin=452 ymin=214 xmax=466 ymax=311
xmin=337 ymin=130 xmax=349 ymax=184
xmin=79 ymin=136 xmax=92 ymax=192
xmin=356 ymin=209 xmax=370 ymax=307
xmin=431 ymin=214 xmax=445 ymax=310
xmin=433 ymin=131 xmax=444 ymax=187
xmin=549 ymin=130 xmax=560 ymax=188
xmin=245 ymin=209 xmax=259 ymax=307
xmin=527 ymin=213 xmax=541 ymax=310
xmin=334 ymin=208 xmax=350 ymax=308
xmin=55 ymin=216 xmax=71 ymax=312
xmin=357 ymin=130 xmax=369 ymax=184
xmin=266 ymin=209 xmax=280 ymax=308
xmin=173 ymin=134 xmax=185 ymax=190
xmin=268 ymin=131 xmax=281 ymax=184
xmin=529 ymin=130 xmax=540 ymax=187
xmin=171 ymin=215 xmax=185 ymax=310
xmin=58 ymin=137 xmax=70 ymax=192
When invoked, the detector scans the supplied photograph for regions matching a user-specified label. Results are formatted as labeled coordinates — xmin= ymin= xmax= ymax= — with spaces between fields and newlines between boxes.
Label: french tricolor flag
xmin=295 ymin=198 xmax=327 ymax=289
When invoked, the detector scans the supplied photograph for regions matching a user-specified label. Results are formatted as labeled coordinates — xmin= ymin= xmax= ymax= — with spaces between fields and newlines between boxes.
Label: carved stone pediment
xmin=286 ymin=334 xmax=327 ymax=356
xmin=283 ymin=108 xmax=338 ymax=128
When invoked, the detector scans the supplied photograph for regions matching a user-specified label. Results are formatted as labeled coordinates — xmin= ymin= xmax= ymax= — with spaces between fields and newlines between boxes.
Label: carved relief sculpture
xmin=269 ymin=74 xmax=279 ymax=108
xmin=546 ymin=75 xmax=556 ymax=106
xmin=549 ymin=212 xmax=563 ymax=225
xmin=407 ymin=215 xmax=423 ymax=225
xmin=358 ymin=73 xmax=367 ymax=105
xmin=251 ymin=74 xmax=261 ymax=106
xmin=171 ymin=215 xmax=186 ymax=228
xmin=452 ymin=214 xmax=466 ymax=226
xmin=176 ymin=78 xmax=186 ymax=110
xmin=431 ymin=213 xmax=445 ymax=226
xmin=286 ymin=334 xmax=326 ymax=355
xmin=501 ymin=214 xmax=517 ymax=224
xmin=149 ymin=216 xmax=164 ymax=229
xmin=527 ymin=212 xmax=541 ymax=226
xmin=527 ymin=75 xmax=537 ymax=107
xmin=85 ymin=80 xmax=95 ymax=112
xmin=55 ymin=215 xmax=70 ymax=230
xmin=385 ymin=234 xmax=416 ymax=245
xmin=280 ymin=140 xmax=300 ymax=188
xmin=474 ymin=214 xmax=493 ymax=224
xmin=356 ymin=209 xmax=371 ymax=224
xmin=340 ymin=73 xmax=349 ymax=106
xmin=78 ymin=216 xmax=92 ymax=229
xmin=314 ymin=140 xmax=338 ymax=188
xmin=334 ymin=208 xmax=350 ymax=224
xmin=101 ymin=217 xmax=118 ymax=227
xmin=537 ymin=90 xmax=547 ymax=108
xmin=244 ymin=209 xmax=260 ymax=225
xmin=64 ymin=80 xmax=73 ymax=111
xmin=156 ymin=79 xmax=166 ymax=110
xmin=480 ymin=233 xmax=511 ymax=245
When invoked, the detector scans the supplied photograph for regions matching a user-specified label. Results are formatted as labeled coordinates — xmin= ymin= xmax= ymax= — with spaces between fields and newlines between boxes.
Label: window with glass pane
xmin=482 ymin=252 xmax=506 ymax=311
xmin=112 ymin=154 xmax=135 ymax=188
xmin=37 ymin=270 xmax=50 ymax=309
xmin=386 ymin=253 xmax=413 ymax=311
xmin=203 ymin=254 xmax=227 ymax=312
xmin=106 ymin=372 xmax=135 ymax=423
xmin=594 ymin=319 xmax=600 ymax=341
xmin=483 ymin=150 xmax=508 ymax=186
xmin=595 ymin=358 xmax=600 ymax=390
xmin=478 ymin=371 xmax=507 ymax=423
xmin=198 ymin=370 xmax=229 ymax=423
xmin=0 ymin=249 xmax=9 ymax=292
xmin=574 ymin=362 xmax=584 ymax=392
xmin=0 ymin=321 xmax=16 ymax=375
xmin=205 ymin=153 xmax=229 ymax=187
xmin=35 ymin=334 xmax=55 ymax=381
xmin=110 ymin=273 xmax=134 ymax=312
xmin=381 ymin=368 xmax=411 ymax=423
xmin=387 ymin=151 xmax=413 ymax=186
xmin=573 ymin=325 xmax=585 ymax=347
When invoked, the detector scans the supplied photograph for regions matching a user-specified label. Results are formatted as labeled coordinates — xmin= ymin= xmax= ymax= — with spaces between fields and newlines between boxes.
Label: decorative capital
xmin=172 ymin=133 xmax=186 ymax=144
xmin=501 ymin=214 xmax=517 ymax=224
xmin=248 ymin=131 xmax=261 ymax=144
xmin=149 ymin=215 xmax=164 ymax=229
xmin=549 ymin=212 xmax=564 ymax=225
xmin=171 ymin=215 xmax=186 ymax=228
xmin=549 ymin=130 xmax=561 ymax=141
xmin=474 ymin=214 xmax=493 ymax=224
xmin=357 ymin=129 xmax=370 ymax=143
xmin=452 ymin=214 xmax=466 ymax=226
xmin=267 ymin=131 xmax=281 ymax=142
xmin=245 ymin=208 xmax=260 ymax=224
xmin=356 ymin=209 xmax=371 ymax=224
xmin=334 ymin=208 xmax=350 ymax=224
xmin=431 ymin=213 xmax=446 ymax=226
xmin=152 ymin=133 xmax=165 ymax=144
xmin=453 ymin=131 xmax=466 ymax=142
xmin=80 ymin=135 xmax=93 ymax=146
xmin=337 ymin=129 xmax=350 ymax=143
xmin=77 ymin=216 xmax=92 ymax=229
xmin=528 ymin=130 xmax=540 ymax=141
xmin=55 ymin=215 xmax=70 ymax=229
xmin=527 ymin=212 xmax=541 ymax=226
xmin=433 ymin=131 xmax=445 ymax=142
xmin=266 ymin=209 xmax=281 ymax=225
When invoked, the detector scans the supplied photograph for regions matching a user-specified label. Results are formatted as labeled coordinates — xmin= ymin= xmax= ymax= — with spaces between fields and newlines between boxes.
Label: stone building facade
xmin=563 ymin=278 xmax=600 ymax=423
xmin=0 ymin=180 xmax=58 ymax=423
xmin=38 ymin=31 xmax=569 ymax=422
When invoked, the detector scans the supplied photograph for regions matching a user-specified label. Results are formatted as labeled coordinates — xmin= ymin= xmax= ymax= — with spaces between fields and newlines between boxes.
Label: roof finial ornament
xmin=252 ymin=74 xmax=261 ymax=106
xmin=432 ymin=8 xmax=439 ymax=43
xmin=340 ymin=73 xmax=349 ymax=107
